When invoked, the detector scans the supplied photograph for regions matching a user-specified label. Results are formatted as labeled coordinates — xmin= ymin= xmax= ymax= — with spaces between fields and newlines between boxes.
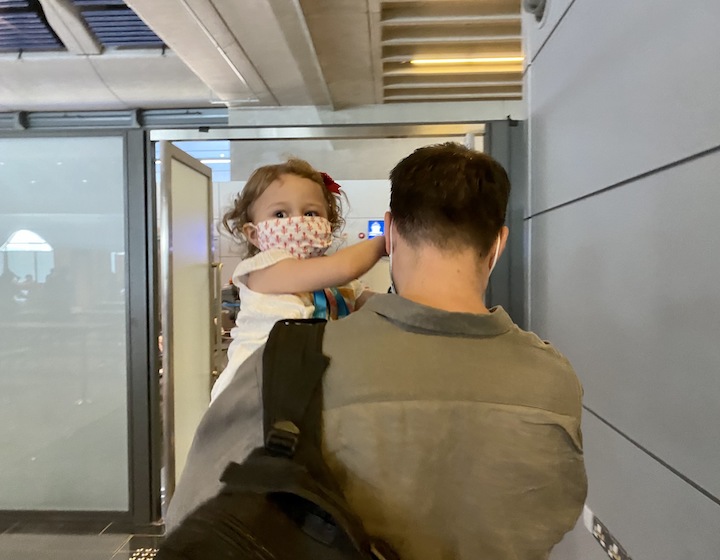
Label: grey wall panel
xmin=529 ymin=150 xmax=720 ymax=498
xmin=528 ymin=0 xmax=720 ymax=214
xmin=581 ymin=413 xmax=720 ymax=559
xmin=523 ymin=0 xmax=575 ymax=61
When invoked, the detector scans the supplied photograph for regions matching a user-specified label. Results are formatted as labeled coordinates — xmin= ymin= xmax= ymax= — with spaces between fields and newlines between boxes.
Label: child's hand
xmin=247 ymin=236 xmax=387 ymax=294
xmin=375 ymin=236 xmax=388 ymax=258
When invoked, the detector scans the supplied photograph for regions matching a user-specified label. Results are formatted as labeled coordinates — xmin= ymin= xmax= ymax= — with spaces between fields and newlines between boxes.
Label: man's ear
xmin=384 ymin=211 xmax=392 ymax=255
xmin=498 ymin=225 xmax=510 ymax=257
xmin=490 ymin=226 xmax=510 ymax=270
xmin=242 ymin=222 xmax=260 ymax=248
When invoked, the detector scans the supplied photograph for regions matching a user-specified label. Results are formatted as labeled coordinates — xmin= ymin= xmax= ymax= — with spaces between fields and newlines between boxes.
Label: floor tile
xmin=0 ymin=533 xmax=130 ymax=553
xmin=5 ymin=519 xmax=112 ymax=535
xmin=111 ymin=548 xmax=158 ymax=560
xmin=102 ymin=521 xmax=164 ymax=536
xmin=116 ymin=535 xmax=163 ymax=552
xmin=0 ymin=552 xmax=112 ymax=560
xmin=111 ymin=535 xmax=161 ymax=559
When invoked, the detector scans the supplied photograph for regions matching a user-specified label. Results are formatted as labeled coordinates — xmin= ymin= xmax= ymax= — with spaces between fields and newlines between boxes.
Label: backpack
xmin=158 ymin=318 xmax=398 ymax=560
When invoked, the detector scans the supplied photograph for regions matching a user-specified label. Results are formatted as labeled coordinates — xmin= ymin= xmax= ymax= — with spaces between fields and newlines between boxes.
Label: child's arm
xmin=246 ymin=236 xmax=386 ymax=294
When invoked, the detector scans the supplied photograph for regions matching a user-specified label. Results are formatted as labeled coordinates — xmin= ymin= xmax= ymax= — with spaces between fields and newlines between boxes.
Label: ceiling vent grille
xmin=71 ymin=0 xmax=165 ymax=49
xmin=379 ymin=0 xmax=523 ymax=103
xmin=0 ymin=0 xmax=64 ymax=52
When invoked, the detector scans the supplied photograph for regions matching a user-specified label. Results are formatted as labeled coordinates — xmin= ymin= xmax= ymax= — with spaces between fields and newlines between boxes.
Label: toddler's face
xmin=250 ymin=173 xmax=329 ymax=223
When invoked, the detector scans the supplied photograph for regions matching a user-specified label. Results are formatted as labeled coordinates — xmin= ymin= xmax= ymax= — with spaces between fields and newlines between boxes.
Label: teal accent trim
xmin=312 ymin=289 xmax=328 ymax=319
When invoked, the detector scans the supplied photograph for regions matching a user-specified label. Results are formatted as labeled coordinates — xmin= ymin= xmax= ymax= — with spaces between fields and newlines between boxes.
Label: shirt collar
xmin=363 ymin=294 xmax=514 ymax=337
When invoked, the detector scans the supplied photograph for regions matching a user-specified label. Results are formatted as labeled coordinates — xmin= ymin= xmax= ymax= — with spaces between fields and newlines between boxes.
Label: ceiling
xmin=0 ymin=0 xmax=523 ymax=112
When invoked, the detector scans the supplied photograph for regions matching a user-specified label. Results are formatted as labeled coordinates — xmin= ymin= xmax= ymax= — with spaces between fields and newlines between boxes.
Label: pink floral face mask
xmin=251 ymin=216 xmax=333 ymax=259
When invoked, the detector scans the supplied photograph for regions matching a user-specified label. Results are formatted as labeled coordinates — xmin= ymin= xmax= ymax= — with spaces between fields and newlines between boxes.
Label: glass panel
xmin=168 ymin=141 xmax=230 ymax=182
xmin=0 ymin=136 xmax=129 ymax=510
xmin=168 ymin=156 xmax=213 ymax=477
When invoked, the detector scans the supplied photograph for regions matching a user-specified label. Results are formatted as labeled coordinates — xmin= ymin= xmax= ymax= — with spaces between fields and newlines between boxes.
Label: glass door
xmin=157 ymin=142 xmax=220 ymax=511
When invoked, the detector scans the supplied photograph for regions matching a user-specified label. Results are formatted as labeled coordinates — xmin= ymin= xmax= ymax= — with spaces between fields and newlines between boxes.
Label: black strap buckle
xmin=266 ymin=420 xmax=300 ymax=457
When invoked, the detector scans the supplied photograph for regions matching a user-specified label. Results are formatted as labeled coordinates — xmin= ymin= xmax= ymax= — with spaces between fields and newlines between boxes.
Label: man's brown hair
xmin=389 ymin=142 xmax=510 ymax=256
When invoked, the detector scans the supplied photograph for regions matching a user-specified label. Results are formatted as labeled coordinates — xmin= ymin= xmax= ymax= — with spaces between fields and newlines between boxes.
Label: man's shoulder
xmin=327 ymin=297 xmax=389 ymax=329
xmin=504 ymin=323 xmax=574 ymax=367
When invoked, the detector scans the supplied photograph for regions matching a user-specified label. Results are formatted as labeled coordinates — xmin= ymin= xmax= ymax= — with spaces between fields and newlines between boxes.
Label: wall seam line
xmin=583 ymin=405 xmax=720 ymax=508
xmin=524 ymin=142 xmax=720 ymax=220
xmin=529 ymin=0 xmax=580 ymax=65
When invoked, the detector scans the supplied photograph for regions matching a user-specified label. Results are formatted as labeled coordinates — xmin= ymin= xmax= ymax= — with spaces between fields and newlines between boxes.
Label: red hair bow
xmin=321 ymin=172 xmax=342 ymax=195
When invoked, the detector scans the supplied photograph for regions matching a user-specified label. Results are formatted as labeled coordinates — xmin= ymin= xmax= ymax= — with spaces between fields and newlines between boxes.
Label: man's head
xmin=388 ymin=142 xmax=510 ymax=258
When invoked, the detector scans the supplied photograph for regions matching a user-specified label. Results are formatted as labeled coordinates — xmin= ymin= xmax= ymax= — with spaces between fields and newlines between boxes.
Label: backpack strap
xmin=262 ymin=318 xmax=329 ymax=458
xmin=226 ymin=318 xmax=400 ymax=559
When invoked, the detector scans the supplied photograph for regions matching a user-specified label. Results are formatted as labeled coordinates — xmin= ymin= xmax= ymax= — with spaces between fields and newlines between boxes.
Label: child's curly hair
xmin=221 ymin=158 xmax=344 ymax=257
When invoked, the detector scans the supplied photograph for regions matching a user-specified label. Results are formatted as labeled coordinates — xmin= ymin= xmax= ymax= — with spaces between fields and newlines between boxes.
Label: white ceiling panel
xmin=90 ymin=52 xmax=216 ymax=108
xmin=0 ymin=55 xmax=121 ymax=110
xmin=0 ymin=51 xmax=213 ymax=111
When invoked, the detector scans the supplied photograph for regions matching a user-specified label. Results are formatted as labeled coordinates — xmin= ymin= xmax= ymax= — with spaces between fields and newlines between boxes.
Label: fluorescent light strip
xmin=410 ymin=56 xmax=524 ymax=65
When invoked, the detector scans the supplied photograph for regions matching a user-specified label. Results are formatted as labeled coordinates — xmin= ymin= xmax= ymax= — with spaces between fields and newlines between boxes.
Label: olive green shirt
xmin=321 ymin=295 xmax=587 ymax=559
xmin=166 ymin=295 xmax=587 ymax=559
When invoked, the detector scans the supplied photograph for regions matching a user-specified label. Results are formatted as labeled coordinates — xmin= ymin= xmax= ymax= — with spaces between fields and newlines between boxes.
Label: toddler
xmin=210 ymin=158 xmax=386 ymax=403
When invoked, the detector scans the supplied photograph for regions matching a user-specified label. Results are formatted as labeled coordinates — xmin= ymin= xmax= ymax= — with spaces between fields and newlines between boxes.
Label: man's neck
xmin=395 ymin=244 xmax=491 ymax=314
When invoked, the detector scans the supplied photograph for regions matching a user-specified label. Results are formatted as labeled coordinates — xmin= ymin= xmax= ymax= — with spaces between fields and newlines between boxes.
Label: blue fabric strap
xmin=312 ymin=289 xmax=329 ymax=319
xmin=312 ymin=288 xmax=350 ymax=320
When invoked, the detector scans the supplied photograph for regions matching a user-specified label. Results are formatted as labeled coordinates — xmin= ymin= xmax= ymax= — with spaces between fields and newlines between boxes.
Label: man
xmin=166 ymin=143 xmax=587 ymax=559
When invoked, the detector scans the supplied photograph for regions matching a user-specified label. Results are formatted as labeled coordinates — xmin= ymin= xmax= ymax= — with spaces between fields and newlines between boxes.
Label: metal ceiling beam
xmin=298 ymin=0 xmax=377 ymax=107
xmin=381 ymin=14 xmax=521 ymax=26
xmin=381 ymin=0 xmax=519 ymax=9
xmin=382 ymin=22 xmax=520 ymax=40
xmin=385 ymin=93 xmax=522 ymax=102
xmin=384 ymin=65 xmax=522 ymax=77
xmin=382 ymin=53 xmax=521 ymax=63
xmin=0 ymin=111 xmax=28 ymax=130
xmin=384 ymin=72 xmax=522 ymax=84
xmin=368 ymin=0 xmax=384 ymax=104
xmin=265 ymin=0 xmax=333 ymax=107
xmin=225 ymin=101 xmax=524 ymax=127
xmin=386 ymin=86 xmax=521 ymax=96
xmin=124 ymin=0 xmax=274 ymax=106
xmin=382 ymin=41 xmax=523 ymax=58
xmin=150 ymin=123 xmax=488 ymax=142
xmin=0 ymin=108 xmax=228 ymax=130
xmin=384 ymin=80 xmax=522 ymax=89
xmin=381 ymin=0 xmax=517 ymax=5
xmin=382 ymin=35 xmax=521 ymax=46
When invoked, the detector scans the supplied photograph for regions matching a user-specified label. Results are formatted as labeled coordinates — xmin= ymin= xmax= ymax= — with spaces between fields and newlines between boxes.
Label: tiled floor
xmin=0 ymin=523 xmax=163 ymax=560
xmin=0 ymin=517 xmax=607 ymax=560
